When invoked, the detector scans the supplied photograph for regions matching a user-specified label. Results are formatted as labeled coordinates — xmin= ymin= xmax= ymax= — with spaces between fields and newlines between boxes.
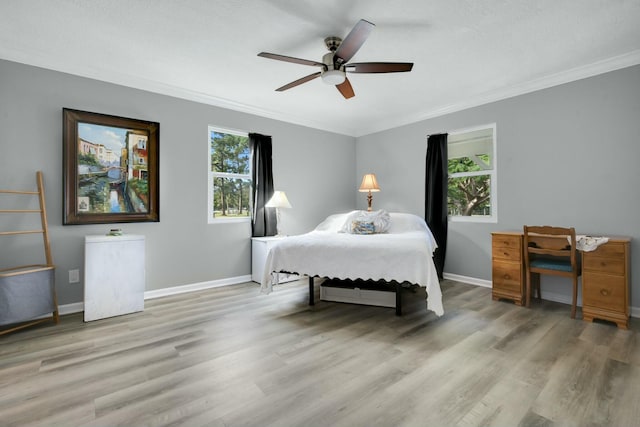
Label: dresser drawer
xmin=583 ymin=272 xmax=627 ymax=313
xmin=492 ymin=234 xmax=521 ymax=251
xmin=589 ymin=241 xmax=626 ymax=257
xmin=492 ymin=246 xmax=521 ymax=262
xmin=583 ymin=253 xmax=625 ymax=275
xmin=492 ymin=235 xmax=521 ymax=261
xmin=492 ymin=262 xmax=522 ymax=294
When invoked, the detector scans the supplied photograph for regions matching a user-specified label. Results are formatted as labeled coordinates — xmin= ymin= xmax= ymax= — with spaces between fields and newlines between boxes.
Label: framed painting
xmin=63 ymin=108 xmax=159 ymax=225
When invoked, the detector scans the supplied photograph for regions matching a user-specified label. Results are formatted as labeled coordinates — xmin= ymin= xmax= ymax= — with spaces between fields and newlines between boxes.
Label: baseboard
xmin=57 ymin=274 xmax=253 ymax=315
xmin=58 ymin=302 xmax=84 ymax=316
xmin=443 ymin=272 xmax=492 ymax=288
xmin=444 ymin=272 xmax=639 ymax=319
xmin=144 ymin=275 xmax=252 ymax=300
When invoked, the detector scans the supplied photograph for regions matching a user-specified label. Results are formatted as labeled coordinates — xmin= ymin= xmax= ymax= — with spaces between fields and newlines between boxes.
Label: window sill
xmin=208 ymin=217 xmax=251 ymax=224
xmin=449 ymin=216 xmax=497 ymax=224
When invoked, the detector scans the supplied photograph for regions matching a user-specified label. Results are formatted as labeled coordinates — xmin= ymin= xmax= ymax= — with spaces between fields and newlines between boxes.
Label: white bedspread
xmin=260 ymin=212 xmax=444 ymax=316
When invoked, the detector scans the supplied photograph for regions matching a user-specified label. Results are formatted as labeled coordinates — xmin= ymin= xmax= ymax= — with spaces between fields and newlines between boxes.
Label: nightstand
xmin=251 ymin=236 xmax=299 ymax=284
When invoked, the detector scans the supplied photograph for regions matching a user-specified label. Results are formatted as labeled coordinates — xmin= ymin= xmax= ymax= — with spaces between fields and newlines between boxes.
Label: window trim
xmin=207 ymin=125 xmax=252 ymax=224
xmin=447 ymin=123 xmax=498 ymax=223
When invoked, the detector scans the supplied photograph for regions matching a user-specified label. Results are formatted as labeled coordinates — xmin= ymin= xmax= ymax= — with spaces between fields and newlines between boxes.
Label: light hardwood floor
xmin=1 ymin=279 xmax=638 ymax=427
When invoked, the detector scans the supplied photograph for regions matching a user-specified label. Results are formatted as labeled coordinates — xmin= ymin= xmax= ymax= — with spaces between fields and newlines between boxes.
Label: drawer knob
xmin=504 ymin=274 xmax=510 ymax=280
xmin=503 ymin=252 xmax=509 ymax=257
xmin=600 ymin=289 xmax=610 ymax=296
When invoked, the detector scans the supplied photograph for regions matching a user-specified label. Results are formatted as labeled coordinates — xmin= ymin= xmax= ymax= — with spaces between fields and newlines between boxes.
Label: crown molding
xmin=3 ymin=48 xmax=639 ymax=138
xmin=0 ymin=52 xmax=357 ymax=136
xmin=355 ymin=49 xmax=640 ymax=137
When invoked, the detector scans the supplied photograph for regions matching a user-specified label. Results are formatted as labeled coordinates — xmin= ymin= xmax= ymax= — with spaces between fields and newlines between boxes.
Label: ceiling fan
xmin=258 ymin=19 xmax=413 ymax=99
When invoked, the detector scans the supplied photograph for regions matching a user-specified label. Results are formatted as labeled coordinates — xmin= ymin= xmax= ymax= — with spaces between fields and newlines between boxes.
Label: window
xmin=447 ymin=124 xmax=497 ymax=222
xmin=208 ymin=126 xmax=251 ymax=222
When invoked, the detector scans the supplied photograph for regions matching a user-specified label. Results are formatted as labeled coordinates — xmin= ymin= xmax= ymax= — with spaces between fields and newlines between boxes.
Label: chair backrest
xmin=523 ymin=225 xmax=579 ymax=275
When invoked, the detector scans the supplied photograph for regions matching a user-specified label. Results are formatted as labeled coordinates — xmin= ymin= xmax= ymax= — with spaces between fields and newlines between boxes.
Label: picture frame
xmin=63 ymin=108 xmax=159 ymax=225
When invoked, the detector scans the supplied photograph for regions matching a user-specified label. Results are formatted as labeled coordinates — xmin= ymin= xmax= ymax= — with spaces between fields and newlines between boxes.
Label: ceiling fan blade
xmin=275 ymin=72 xmax=322 ymax=91
xmin=334 ymin=19 xmax=374 ymax=66
xmin=258 ymin=52 xmax=325 ymax=68
xmin=336 ymin=77 xmax=355 ymax=99
xmin=346 ymin=62 xmax=414 ymax=73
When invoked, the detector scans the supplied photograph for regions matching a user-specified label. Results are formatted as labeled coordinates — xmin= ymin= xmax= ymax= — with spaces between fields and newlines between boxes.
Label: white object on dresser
xmin=84 ymin=234 xmax=145 ymax=322
xmin=251 ymin=236 xmax=299 ymax=284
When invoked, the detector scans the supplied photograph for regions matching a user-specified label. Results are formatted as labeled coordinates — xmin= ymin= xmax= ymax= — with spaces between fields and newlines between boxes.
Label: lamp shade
xmin=265 ymin=191 xmax=292 ymax=209
xmin=358 ymin=174 xmax=381 ymax=192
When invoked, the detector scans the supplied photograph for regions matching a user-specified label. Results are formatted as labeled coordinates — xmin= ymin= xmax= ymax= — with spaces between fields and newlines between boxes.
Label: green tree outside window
xmin=210 ymin=130 xmax=251 ymax=219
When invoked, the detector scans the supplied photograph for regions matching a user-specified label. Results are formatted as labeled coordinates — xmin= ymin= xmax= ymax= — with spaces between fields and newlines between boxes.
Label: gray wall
xmin=356 ymin=65 xmax=640 ymax=308
xmin=0 ymin=59 xmax=356 ymax=305
xmin=3 ymin=58 xmax=639 ymax=310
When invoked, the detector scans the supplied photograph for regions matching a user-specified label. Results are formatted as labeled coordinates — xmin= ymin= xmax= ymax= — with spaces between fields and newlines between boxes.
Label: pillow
xmin=351 ymin=220 xmax=375 ymax=235
xmin=387 ymin=213 xmax=428 ymax=233
xmin=314 ymin=213 xmax=350 ymax=232
xmin=340 ymin=210 xmax=391 ymax=234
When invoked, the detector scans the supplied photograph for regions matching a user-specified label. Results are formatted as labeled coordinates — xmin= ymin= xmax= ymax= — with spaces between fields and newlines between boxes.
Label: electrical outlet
xmin=69 ymin=269 xmax=80 ymax=284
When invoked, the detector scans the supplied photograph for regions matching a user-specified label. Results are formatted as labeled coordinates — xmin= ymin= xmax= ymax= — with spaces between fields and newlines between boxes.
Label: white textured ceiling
xmin=1 ymin=0 xmax=639 ymax=136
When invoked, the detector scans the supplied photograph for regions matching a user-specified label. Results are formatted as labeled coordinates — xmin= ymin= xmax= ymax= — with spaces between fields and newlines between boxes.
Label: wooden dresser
xmin=491 ymin=232 xmax=631 ymax=329
xmin=582 ymin=238 xmax=631 ymax=329
xmin=491 ymin=232 xmax=524 ymax=305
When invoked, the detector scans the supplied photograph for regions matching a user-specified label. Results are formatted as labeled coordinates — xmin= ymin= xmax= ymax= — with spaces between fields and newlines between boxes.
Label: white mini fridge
xmin=84 ymin=234 xmax=145 ymax=322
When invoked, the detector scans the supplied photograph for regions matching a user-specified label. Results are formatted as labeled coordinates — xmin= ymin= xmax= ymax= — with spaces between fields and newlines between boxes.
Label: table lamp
xmin=265 ymin=190 xmax=292 ymax=236
xmin=359 ymin=173 xmax=380 ymax=211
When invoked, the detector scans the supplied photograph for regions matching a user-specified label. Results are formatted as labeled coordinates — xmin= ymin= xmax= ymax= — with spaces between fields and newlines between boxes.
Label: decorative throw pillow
xmin=351 ymin=220 xmax=375 ymax=235
xmin=372 ymin=211 xmax=391 ymax=233
xmin=340 ymin=210 xmax=391 ymax=234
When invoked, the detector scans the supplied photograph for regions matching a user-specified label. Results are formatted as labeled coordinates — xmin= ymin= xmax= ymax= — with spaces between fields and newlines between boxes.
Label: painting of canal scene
xmin=63 ymin=109 xmax=159 ymax=225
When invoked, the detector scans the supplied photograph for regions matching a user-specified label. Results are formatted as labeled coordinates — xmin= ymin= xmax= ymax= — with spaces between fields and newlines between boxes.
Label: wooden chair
xmin=523 ymin=225 xmax=581 ymax=318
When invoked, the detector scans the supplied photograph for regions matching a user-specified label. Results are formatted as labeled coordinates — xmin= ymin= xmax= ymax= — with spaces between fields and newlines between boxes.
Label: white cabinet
xmin=251 ymin=236 xmax=299 ymax=284
xmin=84 ymin=234 xmax=145 ymax=322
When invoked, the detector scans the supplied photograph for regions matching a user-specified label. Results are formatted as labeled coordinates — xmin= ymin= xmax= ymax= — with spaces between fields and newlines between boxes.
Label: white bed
xmin=260 ymin=211 xmax=444 ymax=316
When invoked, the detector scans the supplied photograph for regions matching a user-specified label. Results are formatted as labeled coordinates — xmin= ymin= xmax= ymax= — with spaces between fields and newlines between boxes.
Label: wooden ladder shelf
xmin=0 ymin=171 xmax=59 ymax=335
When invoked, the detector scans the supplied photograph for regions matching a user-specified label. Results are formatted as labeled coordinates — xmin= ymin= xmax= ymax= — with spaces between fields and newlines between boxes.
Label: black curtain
xmin=249 ymin=133 xmax=276 ymax=237
xmin=425 ymin=133 xmax=448 ymax=279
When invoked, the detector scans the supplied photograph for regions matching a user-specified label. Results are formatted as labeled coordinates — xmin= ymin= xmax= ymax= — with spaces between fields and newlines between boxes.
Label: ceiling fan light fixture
xmin=258 ymin=19 xmax=413 ymax=99
xmin=321 ymin=69 xmax=346 ymax=85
